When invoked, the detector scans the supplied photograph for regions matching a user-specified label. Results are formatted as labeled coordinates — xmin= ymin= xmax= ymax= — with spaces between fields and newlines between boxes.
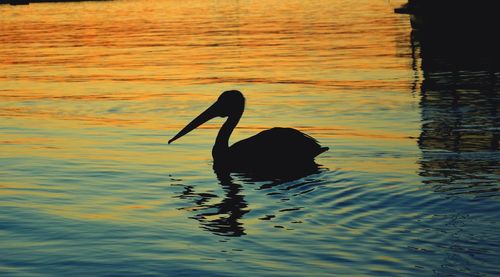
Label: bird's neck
xmin=212 ymin=112 xmax=242 ymax=160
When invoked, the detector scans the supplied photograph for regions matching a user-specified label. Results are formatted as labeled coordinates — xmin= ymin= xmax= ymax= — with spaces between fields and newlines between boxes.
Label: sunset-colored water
xmin=1 ymin=0 xmax=499 ymax=275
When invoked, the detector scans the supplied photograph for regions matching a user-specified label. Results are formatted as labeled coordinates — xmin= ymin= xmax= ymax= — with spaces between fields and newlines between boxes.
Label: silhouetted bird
xmin=169 ymin=90 xmax=328 ymax=174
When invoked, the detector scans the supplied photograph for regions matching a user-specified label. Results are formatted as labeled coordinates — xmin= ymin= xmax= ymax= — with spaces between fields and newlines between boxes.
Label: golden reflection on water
xmin=0 ymin=0 xmax=418 ymax=203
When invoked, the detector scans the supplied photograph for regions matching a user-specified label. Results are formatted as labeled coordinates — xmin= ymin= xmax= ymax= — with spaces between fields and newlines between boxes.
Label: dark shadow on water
xmin=173 ymin=163 xmax=326 ymax=237
xmin=192 ymin=172 xmax=249 ymax=237
xmin=220 ymin=162 xmax=325 ymax=183
xmin=174 ymin=177 xmax=247 ymax=237
xmin=393 ymin=16 xmax=500 ymax=275
xmin=410 ymin=22 xmax=500 ymax=197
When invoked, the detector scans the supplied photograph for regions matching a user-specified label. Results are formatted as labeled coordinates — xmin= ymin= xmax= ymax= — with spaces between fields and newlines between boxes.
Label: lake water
xmin=1 ymin=0 xmax=499 ymax=276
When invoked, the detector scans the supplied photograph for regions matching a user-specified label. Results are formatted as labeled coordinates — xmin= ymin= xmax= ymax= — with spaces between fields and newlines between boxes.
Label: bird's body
xmin=223 ymin=127 xmax=328 ymax=172
xmin=169 ymin=90 xmax=328 ymax=174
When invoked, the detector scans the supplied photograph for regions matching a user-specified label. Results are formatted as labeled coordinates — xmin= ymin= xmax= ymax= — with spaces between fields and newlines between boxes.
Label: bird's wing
xmin=229 ymin=127 xmax=326 ymax=160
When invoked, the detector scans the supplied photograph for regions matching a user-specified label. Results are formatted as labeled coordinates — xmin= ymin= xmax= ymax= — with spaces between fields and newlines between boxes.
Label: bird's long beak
xmin=168 ymin=101 xmax=220 ymax=144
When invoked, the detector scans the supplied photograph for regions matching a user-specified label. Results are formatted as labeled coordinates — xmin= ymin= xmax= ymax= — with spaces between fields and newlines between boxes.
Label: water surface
xmin=1 ymin=0 xmax=499 ymax=275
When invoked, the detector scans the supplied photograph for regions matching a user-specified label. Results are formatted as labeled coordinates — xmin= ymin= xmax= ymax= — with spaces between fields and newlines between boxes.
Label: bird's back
xmin=226 ymin=127 xmax=328 ymax=171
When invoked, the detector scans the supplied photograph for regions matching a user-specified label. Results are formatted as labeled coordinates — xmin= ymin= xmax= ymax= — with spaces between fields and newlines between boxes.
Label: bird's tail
xmin=316 ymin=147 xmax=329 ymax=156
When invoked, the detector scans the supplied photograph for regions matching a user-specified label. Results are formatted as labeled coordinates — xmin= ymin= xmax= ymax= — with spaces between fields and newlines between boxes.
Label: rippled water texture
xmin=1 ymin=0 xmax=499 ymax=275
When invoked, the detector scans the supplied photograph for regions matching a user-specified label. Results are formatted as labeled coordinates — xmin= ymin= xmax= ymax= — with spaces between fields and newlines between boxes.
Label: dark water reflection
xmin=175 ymin=172 xmax=248 ymax=237
xmin=175 ymin=165 xmax=325 ymax=237
xmin=415 ymin=29 xmax=500 ymax=197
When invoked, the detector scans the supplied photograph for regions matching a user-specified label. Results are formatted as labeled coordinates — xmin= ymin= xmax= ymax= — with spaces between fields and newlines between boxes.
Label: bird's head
xmin=216 ymin=90 xmax=245 ymax=117
xmin=168 ymin=90 xmax=245 ymax=144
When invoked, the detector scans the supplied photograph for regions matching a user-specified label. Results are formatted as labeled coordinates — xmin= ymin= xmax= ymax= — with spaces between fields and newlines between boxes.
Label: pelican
xmin=169 ymin=90 xmax=328 ymax=173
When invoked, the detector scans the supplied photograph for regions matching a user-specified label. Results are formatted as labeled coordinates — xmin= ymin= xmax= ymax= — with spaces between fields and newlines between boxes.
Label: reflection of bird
xmin=175 ymin=172 xmax=248 ymax=237
xmin=169 ymin=90 xmax=328 ymax=173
